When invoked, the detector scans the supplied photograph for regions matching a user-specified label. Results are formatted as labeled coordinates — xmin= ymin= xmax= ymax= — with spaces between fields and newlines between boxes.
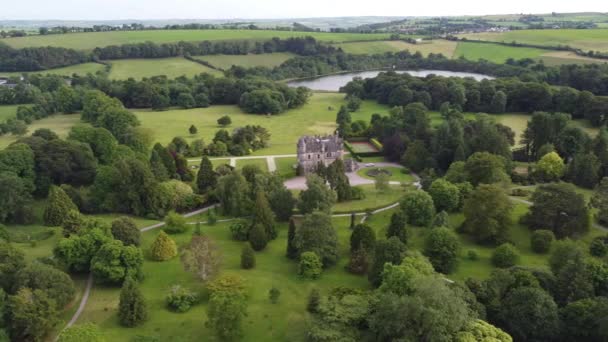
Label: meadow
xmin=335 ymin=39 xmax=458 ymax=57
xmin=0 ymin=29 xmax=392 ymax=50
xmin=193 ymin=53 xmax=295 ymax=70
xmin=453 ymin=41 xmax=547 ymax=63
xmin=0 ymin=62 xmax=106 ymax=77
xmin=0 ymin=104 xmax=19 ymax=122
xmin=0 ymin=113 xmax=82 ymax=149
xmin=106 ymin=57 xmax=222 ymax=80
xmin=458 ymin=29 xmax=608 ymax=53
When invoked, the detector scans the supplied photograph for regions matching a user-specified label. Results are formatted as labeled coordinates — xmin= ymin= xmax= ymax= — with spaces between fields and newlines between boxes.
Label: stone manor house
xmin=297 ymin=134 xmax=358 ymax=174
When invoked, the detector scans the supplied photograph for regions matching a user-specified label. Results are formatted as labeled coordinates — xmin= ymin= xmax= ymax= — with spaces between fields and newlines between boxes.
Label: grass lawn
xmin=332 ymin=185 xmax=405 ymax=213
xmin=133 ymin=92 xmax=390 ymax=155
xmin=349 ymin=141 xmax=379 ymax=153
xmin=0 ymin=113 xmax=82 ymax=149
xmin=335 ymin=39 xmax=458 ymax=57
xmin=107 ymin=57 xmax=222 ymax=80
xmin=357 ymin=167 xmax=415 ymax=183
xmin=193 ymin=53 xmax=295 ymax=70
xmin=0 ymin=63 xmax=106 ymax=78
xmin=274 ymin=157 xmax=297 ymax=179
xmin=0 ymin=30 xmax=391 ymax=50
xmin=454 ymin=41 xmax=547 ymax=63
xmin=0 ymin=104 xmax=19 ymax=121
xmin=235 ymin=158 xmax=269 ymax=172
xmin=77 ymin=216 xmax=370 ymax=341
xmin=457 ymin=29 xmax=608 ymax=53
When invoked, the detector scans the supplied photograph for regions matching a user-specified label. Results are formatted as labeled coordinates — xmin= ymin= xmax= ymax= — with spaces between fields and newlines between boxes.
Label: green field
xmin=332 ymin=185 xmax=405 ymax=213
xmin=194 ymin=53 xmax=295 ymax=70
xmin=0 ymin=105 xmax=19 ymax=122
xmin=356 ymin=167 xmax=416 ymax=183
xmin=335 ymin=40 xmax=458 ymax=57
xmin=458 ymin=29 xmax=608 ymax=53
xmin=454 ymin=41 xmax=547 ymax=63
xmin=107 ymin=58 xmax=222 ymax=80
xmin=0 ymin=62 xmax=106 ymax=77
xmin=0 ymin=30 xmax=391 ymax=50
xmin=0 ymin=113 xmax=82 ymax=149
xmin=133 ymin=93 xmax=390 ymax=155
xmin=235 ymin=158 xmax=269 ymax=172
xmin=275 ymin=157 xmax=298 ymax=179
xmin=539 ymin=51 xmax=608 ymax=66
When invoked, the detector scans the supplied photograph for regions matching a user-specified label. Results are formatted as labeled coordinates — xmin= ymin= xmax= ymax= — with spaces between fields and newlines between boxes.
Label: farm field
xmin=0 ymin=113 xmax=82 ymax=148
xmin=335 ymin=39 xmax=458 ymax=57
xmin=453 ymin=41 xmax=547 ymax=63
xmin=457 ymin=29 xmax=608 ymax=53
xmin=539 ymin=51 xmax=608 ymax=66
xmin=0 ymin=62 xmax=106 ymax=77
xmin=133 ymin=93 xmax=390 ymax=154
xmin=106 ymin=57 xmax=222 ymax=80
xmin=0 ymin=29 xmax=392 ymax=50
xmin=193 ymin=53 xmax=295 ymax=70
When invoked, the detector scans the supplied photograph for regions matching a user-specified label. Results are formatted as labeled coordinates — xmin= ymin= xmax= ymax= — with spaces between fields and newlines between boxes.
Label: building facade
xmin=297 ymin=134 xmax=344 ymax=174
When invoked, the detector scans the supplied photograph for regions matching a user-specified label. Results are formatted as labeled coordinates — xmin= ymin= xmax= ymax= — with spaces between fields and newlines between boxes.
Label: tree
xmin=498 ymin=287 xmax=559 ymax=342
xmin=248 ymin=223 xmax=268 ymax=251
xmin=346 ymin=248 xmax=370 ymax=275
xmin=57 ymin=323 xmax=105 ymax=342
xmin=400 ymin=191 xmax=436 ymax=226
xmin=196 ymin=156 xmax=217 ymax=194
xmin=268 ymin=186 xmax=296 ymax=221
xmin=568 ymin=152 xmax=601 ymax=188
xmin=294 ymin=212 xmax=339 ymax=267
xmin=428 ymin=178 xmax=460 ymax=212
xmin=379 ymin=252 xmax=435 ymax=296
xmin=589 ymin=235 xmax=608 ymax=257
xmin=150 ymin=231 xmax=178 ymax=261
xmin=252 ymin=191 xmax=276 ymax=240
xmin=61 ymin=209 xmax=84 ymax=237
xmin=8 ymin=288 xmax=59 ymax=342
xmin=307 ymin=288 xmax=321 ymax=313
xmin=206 ymin=290 xmax=247 ymax=341
xmin=216 ymin=171 xmax=252 ymax=216
xmin=240 ymin=244 xmax=256 ymax=269
xmin=464 ymin=152 xmax=509 ymax=186
xmin=286 ymin=218 xmax=298 ymax=259
xmin=350 ymin=224 xmax=376 ymax=253
xmin=491 ymin=243 xmax=520 ymax=268
xmin=489 ymin=90 xmax=507 ymax=113
xmin=163 ymin=211 xmax=188 ymax=234
xmin=299 ymin=251 xmax=323 ymax=279
xmin=189 ymin=124 xmax=197 ymax=135
xmin=53 ymin=228 xmax=112 ymax=273
xmin=535 ymin=152 xmax=564 ymax=182
xmin=13 ymin=261 xmax=76 ymax=308
xmin=298 ymin=174 xmax=337 ymax=214
xmin=268 ymin=287 xmax=280 ymax=304
xmin=217 ymin=115 xmax=232 ymax=127
xmin=591 ymin=177 xmax=608 ymax=224
xmin=424 ymin=227 xmax=460 ymax=274
xmin=180 ymin=235 xmax=221 ymax=282
xmin=118 ymin=278 xmax=148 ymax=327
xmin=386 ymin=211 xmax=409 ymax=244
xmin=530 ymin=230 xmax=555 ymax=254
xmin=401 ymin=140 xmax=431 ymax=173
xmin=559 ymin=297 xmax=608 ymax=342
xmin=43 ymin=185 xmax=78 ymax=226
xmin=455 ymin=320 xmax=512 ymax=342
xmin=526 ymin=183 xmax=590 ymax=238
xmin=111 ymin=217 xmax=140 ymax=246
xmin=463 ymin=184 xmax=513 ymax=245
xmin=165 ymin=285 xmax=198 ymax=313
xmin=368 ymin=237 xmax=406 ymax=287
xmin=90 ymin=240 xmax=144 ymax=284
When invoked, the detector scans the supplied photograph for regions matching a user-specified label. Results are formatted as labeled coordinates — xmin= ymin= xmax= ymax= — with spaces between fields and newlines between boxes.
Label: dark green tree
xmin=8 ymin=288 xmax=59 ymax=342
xmin=196 ymin=156 xmax=217 ymax=194
xmin=43 ymin=185 xmax=78 ymax=227
xmin=248 ymin=223 xmax=268 ymax=252
xmin=386 ymin=211 xmax=409 ymax=244
xmin=111 ymin=217 xmax=141 ymax=246
xmin=240 ymin=244 xmax=256 ymax=269
xmin=463 ymin=184 xmax=513 ymax=245
xmin=118 ymin=278 xmax=148 ymax=327
xmin=400 ymin=190 xmax=436 ymax=227
xmin=294 ymin=212 xmax=339 ymax=267
xmin=298 ymin=174 xmax=337 ymax=214
xmin=368 ymin=237 xmax=406 ymax=287
xmin=350 ymin=224 xmax=376 ymax=253
xmin=286 ymin=218 xmax=298 ymax=259
xmin=423 ymin=227 xmax=460 ymax=274
xmin=252 ymin=190 xmax=276 ymax=240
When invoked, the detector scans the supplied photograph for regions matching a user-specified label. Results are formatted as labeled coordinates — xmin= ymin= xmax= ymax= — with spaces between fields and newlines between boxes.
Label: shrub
xmin=111 ymin=217 xmax=141 ymax=246
xmin=307 ymin=288 xmax=321 ymax=313
xmin=150 ymin=231 xmax=178 ymax=261
xmin=589 ymin=235 xmax=608 ymax=257
xmin=491 ymin=243 xmax=520 ymax=268
xmin=467 ymin=250 xmax=478 ymax=261
xmin=299 ymin=252 xmax=323 ymax=279
xmin=44 ymin=185 xmax=78 ymax=227
xmin=229 ymin=220 xmax=250 ymax=241
xmin=269 ymin=287 xmax=281 ymax=304
xmin=400 ymin=191 xmax=436 ymax=226
xmin=217 ymin=115 xmax=232 ymax=127
xmin=166 ymin=285 xmax=198 ymax=313
xmin=370 ymin=138 xmax=383 ymax=151
xmin=240 ymin=244 xmax=256 ymax=269
xmin=118 ymin=278 xmax=148 ymax=327
xmin=163 ymin=211 xmax=188 ymax=234
xmin=248 ymin=223 xmax=268 ymax=251
xmin=531 ymin=230 xmax=555 ymax=254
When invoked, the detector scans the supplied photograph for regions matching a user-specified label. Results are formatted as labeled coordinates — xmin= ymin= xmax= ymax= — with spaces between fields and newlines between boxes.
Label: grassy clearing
xmin=454 ymin=41 xmax=547 ymax=63
xmin=0 ymin=104 xmax=19 ymax=121
xmin=0 ymin=63 xmax=106 ymax=78
xmin=335 ymin=40 xmax=457 ymax=57
xmin=274 ymin=157 xmax=297 ymax=179
xmin=133 ymin=93 xmax=390 ymax=155
xmin=458 ymin=29 xmax=608 ymax=53
xmin=193 ymin=53 xmax=295 ymax=70
xmin=0 ymin=30 xmax=391 ymax=50
xmin=235 ymin=158 xmax=269 ymax=172
xmin=332 ymin=185 xmax=405 ymax=213
xmin=356 ymin=167 xmax=415 ymax=183
xmin=107 ymin=57 xmax=222 ymax=80
xmin=0 ymin=113 xmax=82 ymax=149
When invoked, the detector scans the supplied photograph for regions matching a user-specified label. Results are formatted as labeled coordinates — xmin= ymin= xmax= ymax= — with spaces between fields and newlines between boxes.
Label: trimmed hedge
xmin=370 ymin=138 xmax=383 ymax=151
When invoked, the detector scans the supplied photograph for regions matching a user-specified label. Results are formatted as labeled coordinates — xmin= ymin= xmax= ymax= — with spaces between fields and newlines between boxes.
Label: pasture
xmin=0 ymin=113 xmax=82 ymax=149
xmin=194 ymin=53 xmax=295 ymax=70
xmin=453 ymin=41 xmax=547 ymax=63
xmin=0 ymin=62 xmax=106 ymax=77
xmin=0 ymin=29 xmax=392 ymax=50
xmin=0 ymin=104 xmax=19 ymax=122
xmin=107 ymin=57 xmax=222 ymax=80
xmin=335 ymin=39 xmax=458 ymax=57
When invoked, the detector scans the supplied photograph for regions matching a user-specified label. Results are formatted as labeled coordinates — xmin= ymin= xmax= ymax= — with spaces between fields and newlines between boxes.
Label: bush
xmin=217 ymin=115 xmax=232 ymax=127
xmin=307 ymin=288 xmax=320 ymax=313
xmin=118 ymin=278 xmax=148 ymax=327
xmin=111 ymin=217 xmax=141 ymax=246
xmin=299 ymin=252 xmax=323 ymax=279
xmin=400 ymin=191 xmax=436 ymax=226
xmin=491 ymin=243 xmax=520 ymax=268
xmin=467 ymin=250 xmax=478 ymax=261
xmin=166 ymin=285 xmax=198 ymax=313
xmin=370 ymin=138 xmax=383 ymax=151
xmin=240 ymin=244 xmax=256 ymax=269
xmin=511 ymin=188 xmax=531 ymax=197
xmin=589 ymin=235 xmax=608 ymax=257
xmin=150 ymin=231 xmax=178 ymax=261
xmin=229 ymin=220 xmax=250 ymax=241
xmin=163 ymin=211 xmax=188 ymax=234
xmin=248 ymin=223 xmax=268 ymax=251
xmin=269 ymin=287 xmax=280 ymax=304
xmin=531 ymin=230 xmax=555 ymax=254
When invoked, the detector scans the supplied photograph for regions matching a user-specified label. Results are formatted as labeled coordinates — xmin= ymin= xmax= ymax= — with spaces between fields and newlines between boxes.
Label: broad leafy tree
xmin=463 ymin=184 xmax=513 ymax=245
xmin=294 ymin=211 xmax=339 ymax=267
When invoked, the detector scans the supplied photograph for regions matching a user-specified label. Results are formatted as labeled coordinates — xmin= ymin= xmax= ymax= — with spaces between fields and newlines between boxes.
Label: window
xmin=318 ymin=154 xmax=320 ymax=158
xmin=308 ymin=155 xmax=311 ymax=160
xmin=327 ymin=152 xmax=331 ymax=157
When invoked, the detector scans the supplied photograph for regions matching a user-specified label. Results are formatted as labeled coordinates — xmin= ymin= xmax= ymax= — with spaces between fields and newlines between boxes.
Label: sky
xmin=1 ymin=0 xmax=607 ymax=20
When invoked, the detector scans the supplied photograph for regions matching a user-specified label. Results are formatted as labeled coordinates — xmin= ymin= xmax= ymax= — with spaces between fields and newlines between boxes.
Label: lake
xmin=287 ymin=69 xmax=494 ymax=91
